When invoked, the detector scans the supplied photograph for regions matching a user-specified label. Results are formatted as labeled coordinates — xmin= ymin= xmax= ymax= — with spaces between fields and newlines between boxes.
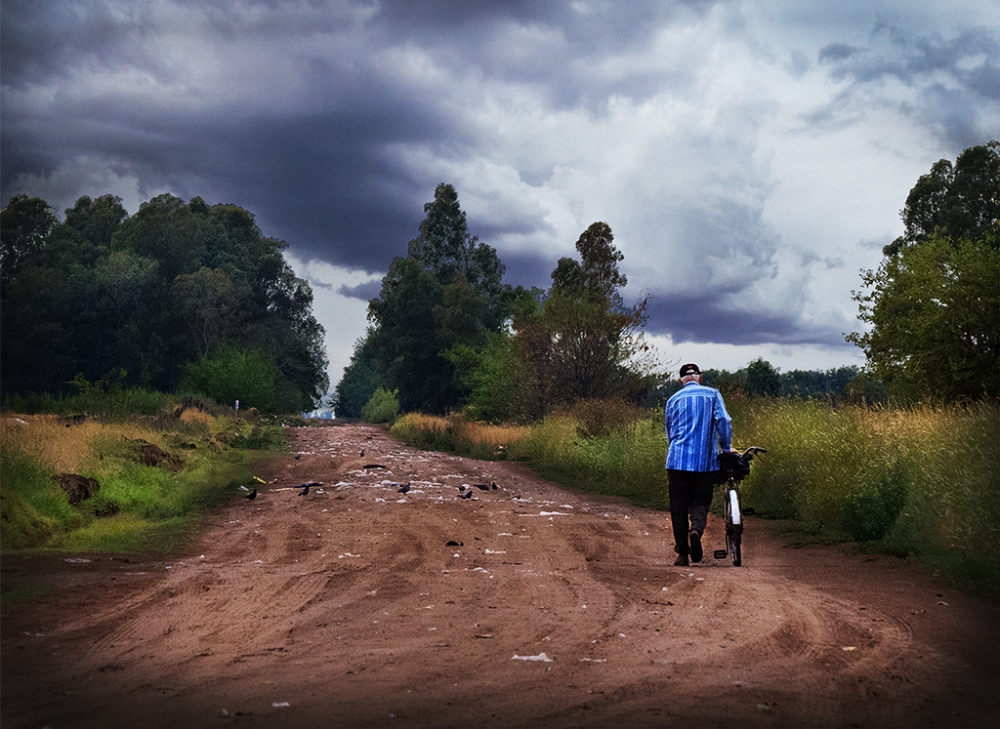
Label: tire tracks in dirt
xmin=2 ymin=424 xmax=996 ymax=729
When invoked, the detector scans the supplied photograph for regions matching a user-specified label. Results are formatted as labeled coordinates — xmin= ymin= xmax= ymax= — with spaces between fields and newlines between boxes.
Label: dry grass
xmin=1 ymin=415 xmax=167 ymax=476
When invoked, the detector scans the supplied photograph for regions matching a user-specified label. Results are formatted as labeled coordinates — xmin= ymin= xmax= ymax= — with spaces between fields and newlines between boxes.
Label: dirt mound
xmin=52 ymin=473 xmax=100 ymax=504
xmin=2 ymin=424 xmax=997 ymax=728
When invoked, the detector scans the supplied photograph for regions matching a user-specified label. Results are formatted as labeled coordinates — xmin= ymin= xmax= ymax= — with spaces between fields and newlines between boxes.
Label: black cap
xmin=679 ymin=363 xmax=701 ymax=377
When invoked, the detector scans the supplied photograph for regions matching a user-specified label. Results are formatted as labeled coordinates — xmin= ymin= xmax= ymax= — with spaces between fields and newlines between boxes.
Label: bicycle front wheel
xmin=725 ymin=488 xmax=743 ymax=567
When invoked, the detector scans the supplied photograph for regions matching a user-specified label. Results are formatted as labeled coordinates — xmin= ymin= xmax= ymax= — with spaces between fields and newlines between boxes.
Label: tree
xmin=364 ymin=184 xmax=521 ymax=414
xmin=368 ymin=256 xmax=452 ymax=413
xmin=0 ymin=195 xmax=58 ymax=289
xmin=744 ymin=358 xmax=781 ymax=397
xmin=849 ymin=141 xmax=999 ymax=402
xmin=332 ymin=329 xmax=382 ymax=418
xmin=884 ymin=140 xmax=999 ymax=255
xmin=513 ymin=222 xmax=653 ymax=410
xmin=847 ymin=235 xmax=999 ymax=401
xmin=0 ymin=192 xmax=329 ymax=409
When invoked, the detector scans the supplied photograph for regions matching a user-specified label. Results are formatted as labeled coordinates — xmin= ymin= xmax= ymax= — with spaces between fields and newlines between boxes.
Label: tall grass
xmin=1 ymin=407 xmax=282 ymax=554
xmin=389 ymin=399 xmax=999 ymax=597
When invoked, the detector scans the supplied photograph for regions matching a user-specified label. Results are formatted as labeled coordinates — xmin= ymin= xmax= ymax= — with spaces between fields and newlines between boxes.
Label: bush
xmin=362 ymin=387 xmax=400 ymax=424
xmin=181 ymin=345 xmax=281 ymax=413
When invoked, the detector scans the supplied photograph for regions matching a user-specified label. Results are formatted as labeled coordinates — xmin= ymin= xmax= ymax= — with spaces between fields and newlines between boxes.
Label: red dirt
xmin=2 ymin=424 xmax=997 ymax=728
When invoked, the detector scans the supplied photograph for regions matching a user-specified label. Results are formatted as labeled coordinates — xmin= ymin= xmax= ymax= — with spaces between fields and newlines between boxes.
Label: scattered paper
xmin=512 ymin=652 xmax=553 ymax=662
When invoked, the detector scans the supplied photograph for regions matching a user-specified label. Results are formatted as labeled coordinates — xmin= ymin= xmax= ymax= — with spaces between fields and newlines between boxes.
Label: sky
xmin=2 ymin=0 xmax=998 ymax=393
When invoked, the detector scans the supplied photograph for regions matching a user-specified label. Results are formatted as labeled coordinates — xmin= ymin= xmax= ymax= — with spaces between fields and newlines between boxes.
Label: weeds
xmin=1 ymin=403 xmax=283 ymax=553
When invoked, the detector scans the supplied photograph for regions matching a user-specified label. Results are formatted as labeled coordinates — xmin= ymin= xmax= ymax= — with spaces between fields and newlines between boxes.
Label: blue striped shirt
xmin=665 ymin=382 xmax=733 ymax=472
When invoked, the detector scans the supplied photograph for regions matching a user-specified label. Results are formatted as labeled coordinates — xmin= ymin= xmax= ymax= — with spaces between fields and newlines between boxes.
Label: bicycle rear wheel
xmin=725 ymin=488 xmax=743 ymax=567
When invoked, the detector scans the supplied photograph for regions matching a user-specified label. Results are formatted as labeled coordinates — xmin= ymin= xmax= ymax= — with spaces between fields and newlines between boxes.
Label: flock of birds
xmin=237 ymin=445 xmax=503 ymax=505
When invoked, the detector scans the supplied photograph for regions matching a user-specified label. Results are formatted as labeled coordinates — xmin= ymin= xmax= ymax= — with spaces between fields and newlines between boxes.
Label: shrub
xmin=362 ymin=387 xmax=400 ymax=424
xmin=181 ymin=345 xmax=280 ymax=413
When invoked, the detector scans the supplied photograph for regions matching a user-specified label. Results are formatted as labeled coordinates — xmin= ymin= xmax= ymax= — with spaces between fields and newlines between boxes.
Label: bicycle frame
xmin=714 ymin=446 xmax=765 ymax=566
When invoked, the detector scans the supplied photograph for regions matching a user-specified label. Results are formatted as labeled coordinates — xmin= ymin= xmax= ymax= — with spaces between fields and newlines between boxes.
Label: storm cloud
xmin=2 ymin=0 xmax=997 ymax=383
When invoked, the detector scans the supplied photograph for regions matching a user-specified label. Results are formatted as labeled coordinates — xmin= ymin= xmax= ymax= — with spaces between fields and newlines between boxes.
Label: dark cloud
xmin=1 ymin=0 xmax=995 ymax=369
xmin=645 ymin=290 xmax=848 ymax=348
xmin=337 ymin=278 xmax=382 ymax=302
xmin=818 ymin=43 xmax=858 ymax=63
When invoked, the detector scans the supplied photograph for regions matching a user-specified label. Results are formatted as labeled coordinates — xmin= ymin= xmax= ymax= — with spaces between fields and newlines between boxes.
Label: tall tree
xmin=513 ymin=222 xmax=653 ymax=409
xmin=365 ymin=183 xmax=520 ymax=414
xmin=849 ymin=142 xmax=1000 ymax=401
xmin=884 ymin=140 xmax=999 ymax=255
xmin=848 ymin=234 xmax=999 ymax=401
xmin=332 ymin=328 xmax=382 ymax=418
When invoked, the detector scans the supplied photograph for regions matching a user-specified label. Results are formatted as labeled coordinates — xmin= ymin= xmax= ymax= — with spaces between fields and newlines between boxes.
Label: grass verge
xmin=390 ymin=399 xmax=999 ymax=598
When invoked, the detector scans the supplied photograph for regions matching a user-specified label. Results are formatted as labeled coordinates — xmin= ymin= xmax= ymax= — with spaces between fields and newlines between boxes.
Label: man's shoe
xmin=690 ymin=531 xmax=703 ymax=563
xmin=673 ymin=554 xmax=689 ymax=567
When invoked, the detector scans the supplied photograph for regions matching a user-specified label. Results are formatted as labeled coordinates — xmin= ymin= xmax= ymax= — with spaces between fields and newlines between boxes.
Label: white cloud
xmin=285 ymin=254 xmax=379 ymax=396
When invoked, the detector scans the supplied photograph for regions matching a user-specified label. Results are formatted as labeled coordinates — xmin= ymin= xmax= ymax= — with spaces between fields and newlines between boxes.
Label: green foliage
xmin=3 ymin=373 xmax=171 ymax=419
xmin=464 ymin=332 xmax=538 ymax=423
xmin=361 ymin=387 xmax=400 ymax=424
xmin=510 ymin=222 xmax=656 ymax=413
xmin=733 ymin=398 xmax=1000 ymax=597
xmin=1 ymin=402 xmax=281 ymax=553
xmin=1 ymin=194 xmax=58 ymax=289
xmin=0 ymin=193 xmax=328 ymax=410
xmin=743 ymin=358 xmax=781 ymax=397
xmin=848 ymin=236 xmax=999 ymax=401
xmin=332 ymin=328 xmax=382 ymax=418
xmin=366 ymin=184 xmax=521 ymax=415
xmin=181 ymin=345 xmax=281 ymax=413
xmin=884 ymin=140 xmax=999 ymax=255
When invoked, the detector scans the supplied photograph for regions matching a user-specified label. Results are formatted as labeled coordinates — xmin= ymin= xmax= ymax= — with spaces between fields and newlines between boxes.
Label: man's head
xmin=679 ymin=362 xmax=701 ymax=385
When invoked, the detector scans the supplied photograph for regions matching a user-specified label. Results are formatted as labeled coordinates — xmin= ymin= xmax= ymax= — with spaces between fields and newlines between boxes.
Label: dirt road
xmin=2 ymin=424 xmax=997 ymax=728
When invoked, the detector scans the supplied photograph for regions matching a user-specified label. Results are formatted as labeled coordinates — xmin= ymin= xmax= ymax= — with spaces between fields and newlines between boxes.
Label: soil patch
xmin=2 ymin=424 xmax=997 ymax=728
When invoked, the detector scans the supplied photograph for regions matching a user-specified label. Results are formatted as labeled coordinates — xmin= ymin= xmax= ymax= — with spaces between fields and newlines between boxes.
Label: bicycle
xmin=713 ymin=446 xmax=766 ymax=567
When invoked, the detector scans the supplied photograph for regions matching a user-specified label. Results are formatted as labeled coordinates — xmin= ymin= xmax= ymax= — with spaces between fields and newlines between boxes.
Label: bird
xmin=491 ymin=481 xmax=499 ymax=490
xmin=297 ymin=481 xmax=322 ymax=496
xmin=398 ymin=482 xmax=411 ymax=494
xmin=360 ymin=448 xmax=365 ymax=457
xmin=245 ymin=488 xmax=258 ymax=501
xmin=459 ymin=490 xmax=473 ymax=500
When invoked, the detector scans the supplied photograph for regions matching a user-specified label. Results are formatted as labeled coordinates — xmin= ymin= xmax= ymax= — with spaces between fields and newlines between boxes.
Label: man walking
xmin=665 ymin=363 xmax=734 ymax=567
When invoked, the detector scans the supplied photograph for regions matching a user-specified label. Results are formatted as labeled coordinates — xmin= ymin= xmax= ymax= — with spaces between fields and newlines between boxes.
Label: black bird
xmin=360 ymin=448 xmax=365 ymax=457
xmin=491 ymin=482 xmax=499 ymax=490
xmin=298 ymin=483 xmax=311 ymax=496
xmin=459 ymin=490 xmax=473 ymax=500
xmin=245 ymin=488 xmax=258 ymax=501
xmin=398 ymin=482 xmax=411 ymax=494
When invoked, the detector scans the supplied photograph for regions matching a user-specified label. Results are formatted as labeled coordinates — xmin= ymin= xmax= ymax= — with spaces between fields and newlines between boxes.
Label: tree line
xmin=2 ymin=141 xmax=993 ymax=417
xmin=1 ymin=193 xmax=329 ymax=412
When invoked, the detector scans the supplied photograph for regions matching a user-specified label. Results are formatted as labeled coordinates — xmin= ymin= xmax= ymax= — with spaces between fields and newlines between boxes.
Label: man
xmin=665 ymin=363 xmax=734 ymax=567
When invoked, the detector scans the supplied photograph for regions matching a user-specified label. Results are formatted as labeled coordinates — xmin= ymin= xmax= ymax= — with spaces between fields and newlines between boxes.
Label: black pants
xmin=667 ymin=469 xmax=714 ymax=555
